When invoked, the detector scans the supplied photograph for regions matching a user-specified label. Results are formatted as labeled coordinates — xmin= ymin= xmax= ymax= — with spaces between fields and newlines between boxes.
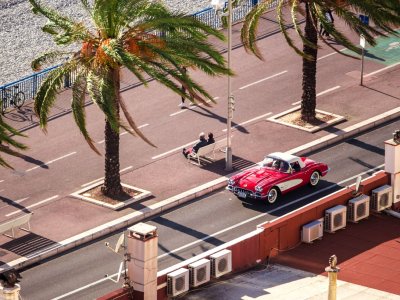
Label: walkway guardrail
xmin=0 ymin=0 xmax=279 ymax=113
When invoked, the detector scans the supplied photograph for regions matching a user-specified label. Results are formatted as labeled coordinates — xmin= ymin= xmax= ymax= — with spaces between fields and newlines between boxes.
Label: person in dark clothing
xmin=207 ymin=132 xmax=215 ymax=144
xmin=183 ymin=132 xmax=208 ymax=158
xmin=319 ymin=9 xmax=334 ymax=37
xmin=178 ymin=66 xmax=188 ymax=108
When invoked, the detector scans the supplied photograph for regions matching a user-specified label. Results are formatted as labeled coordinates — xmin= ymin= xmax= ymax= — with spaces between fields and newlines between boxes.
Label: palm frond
xmin=31 ymin=51 xmax=74 ymax=71
xmin=34 ymin=63 xmax=76 ymax=130
xmin=119 ymin=95 xmax=156 ymax=147
xmin=71 ymin=72 xmax=101 ymax=155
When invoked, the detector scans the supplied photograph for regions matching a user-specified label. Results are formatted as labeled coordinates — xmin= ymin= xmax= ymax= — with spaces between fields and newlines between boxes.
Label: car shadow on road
xmin=238 ymin=179 xmax=343 ymax=216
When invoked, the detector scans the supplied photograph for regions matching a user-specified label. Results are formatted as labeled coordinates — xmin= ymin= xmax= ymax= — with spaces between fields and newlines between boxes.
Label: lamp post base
xmin=225 ymin=147 xmax=233 ymax=171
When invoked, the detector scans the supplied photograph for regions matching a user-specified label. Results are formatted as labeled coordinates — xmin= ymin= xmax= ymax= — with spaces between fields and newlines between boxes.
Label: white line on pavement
xmin=222 ymin=112 xmax=272 ymax=132
xmin=97 ymin=124 xmax=149 ymax=144
xmin=152 ymin=141 xmax=197 ymax=160
xmin=292 ymin=85 xmax=341 ymax=105
xmin=6 ymin=195 xmax=59 ymax=217
xmin=239 ymin=70 xmax=287 ymax=90
xmin=317 ymin=48 xmax=347 ymax=61
xmin=58 ymin=164 xmax=385 ymax=299
xmin=26 ymin=152 xmax=77 ymax=172
xmin=365 ymin=62 xmax=400 ymax=78
xmin=81 ymin=166 xmax=133 ymax=187
xmin=0 ymin=180 xmax=4 ymax=183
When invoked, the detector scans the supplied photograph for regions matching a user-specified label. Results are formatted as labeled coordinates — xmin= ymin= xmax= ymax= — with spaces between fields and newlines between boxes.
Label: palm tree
xmin=241 ymin=0 xmax=400 ymax=121
xmin=0 ymin=113 xmax=27 ymax=169
xmin=29 ymin=0 xmax=232 ymax=198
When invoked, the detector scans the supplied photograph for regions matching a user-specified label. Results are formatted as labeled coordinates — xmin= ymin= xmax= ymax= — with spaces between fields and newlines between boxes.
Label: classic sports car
xmin=227 ymin=152 xmax=329 ymax=204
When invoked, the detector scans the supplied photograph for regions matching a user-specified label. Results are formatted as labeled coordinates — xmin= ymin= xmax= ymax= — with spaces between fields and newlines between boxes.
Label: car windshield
xmin=261 ymin=157 xmax=290 ymax=173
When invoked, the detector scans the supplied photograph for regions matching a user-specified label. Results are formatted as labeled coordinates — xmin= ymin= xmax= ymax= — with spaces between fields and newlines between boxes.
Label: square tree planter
xmin=71 ymin=181 xmax=152 ymax=210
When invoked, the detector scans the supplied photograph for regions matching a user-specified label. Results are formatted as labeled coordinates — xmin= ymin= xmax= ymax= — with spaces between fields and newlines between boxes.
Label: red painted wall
xmin=99 ymin=172 xmax=389 ymax=300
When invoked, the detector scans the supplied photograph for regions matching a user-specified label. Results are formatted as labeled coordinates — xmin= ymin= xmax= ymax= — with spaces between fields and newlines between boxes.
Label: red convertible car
xmin=227 ymin=152 xmax=329 ymax=204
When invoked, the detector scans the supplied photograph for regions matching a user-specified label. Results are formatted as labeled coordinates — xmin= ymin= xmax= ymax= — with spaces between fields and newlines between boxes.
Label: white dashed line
xmin=365 ymin=62 xmax=400 ymax=77
xmin=292 ymin=85 xmax=341 ymax=105
xmin=6 ymin=195 xmax=59 ymax=217
xmin=317 ymin=48 xmax=347 ymax=61
xmin=97 ymin=124 xmax=149 ymax=144
xmin=81 ymin=166 xmax=133 ymax=187
xmin=152 ymin=141 xmax=197 ymax=160
xmin=26 ymin=152 xmax=77 ymax=172
xmin=0 ymin=180 xmax=4 ymax=183
xmin=222 ymin=112 xmax=272 ymax=132
xmin=239 ymin=71 xmax=287 ymax=90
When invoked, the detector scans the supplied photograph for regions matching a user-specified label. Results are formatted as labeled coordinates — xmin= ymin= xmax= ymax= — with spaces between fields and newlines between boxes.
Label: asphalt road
xmin=0 ymin=21 xmax=389 ymax=217
xmin=18 ymin=118 xmax=398 ymax=299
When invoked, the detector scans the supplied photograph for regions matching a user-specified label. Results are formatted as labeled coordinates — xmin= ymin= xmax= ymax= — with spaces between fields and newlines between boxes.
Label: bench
xmin=0 ymin=213 xmax=33 ymax=238
xmin=187 ymin=138 xmax=228 ymax=165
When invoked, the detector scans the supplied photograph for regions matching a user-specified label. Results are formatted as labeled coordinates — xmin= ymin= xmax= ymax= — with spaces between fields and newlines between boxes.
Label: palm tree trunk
xmin=101 ymin=68 xmax=123 ymax=197
xmin=301 ymin=3 xmax=318 ymax=122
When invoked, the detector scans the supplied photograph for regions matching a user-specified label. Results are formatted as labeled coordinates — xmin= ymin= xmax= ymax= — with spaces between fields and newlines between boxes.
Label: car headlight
xmin=228 ymin=179 xmax=235 ymax=185
xmin=255 ymin=186 xmax=263 ymax=192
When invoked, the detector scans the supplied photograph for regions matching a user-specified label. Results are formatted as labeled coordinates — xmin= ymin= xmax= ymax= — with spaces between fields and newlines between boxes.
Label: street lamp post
xmin=211 ymin=0 xmax=233 ymax=171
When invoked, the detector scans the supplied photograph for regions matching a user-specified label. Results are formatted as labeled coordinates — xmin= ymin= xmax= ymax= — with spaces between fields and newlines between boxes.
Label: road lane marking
xmin=239 ymin=71 xmax=287 ymax=90
xmin=6 ymin=195 xmax=59 ymax=217
xmin=25 ymin=152 xmax=77 ymax=172
xmin=292 ymin=85 xmax=341 ymax=105
xmin=365 ymin=61 xmax=400 ymax=77
xmin=0 ymin=180 xmax=4 ymax=183
xmin=97 ymin=124 xmax=149 ymax=144
xmin=222 ymin=112 xmax=272 ymax=132
xmin=81 ymin=166 xmax=133 ymax=187
xmin=317 ymin=48 xmax=347 ymax=61
xmin=54 ymin=164 xmax=384 ymax=298
xmin=152 ymin=141 xmax=197 ymax=160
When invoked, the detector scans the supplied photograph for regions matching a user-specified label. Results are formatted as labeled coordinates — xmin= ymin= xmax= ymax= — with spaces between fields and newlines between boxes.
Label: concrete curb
xmin=4 ymin=107 xmax=400 ymax=272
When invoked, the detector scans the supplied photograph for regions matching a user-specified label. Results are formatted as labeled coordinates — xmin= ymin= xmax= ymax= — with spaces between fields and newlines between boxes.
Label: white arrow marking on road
xmin=81 ymin=166 xmax=133 ymax=187
xmin=97 ymin=124 xmax=149 ymax=144
xmin=26 ymin=152 xmax=77 ymax=172
xmin=54 ymin=164 xmax=384 ymax=299
xmin=222 ymin=112 xmax=272 ymax=132
xmin=292 ymin=85 xmax=341 ymax=105
xmin=239 ymin=70 xmax=287 ymax=90
xmin=6 ymin=195 xmax=59 ymax=217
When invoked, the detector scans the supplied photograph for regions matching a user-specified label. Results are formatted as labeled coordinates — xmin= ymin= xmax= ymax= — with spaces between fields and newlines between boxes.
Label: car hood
xmin=237 ymin=168 xmax=283 ymax=190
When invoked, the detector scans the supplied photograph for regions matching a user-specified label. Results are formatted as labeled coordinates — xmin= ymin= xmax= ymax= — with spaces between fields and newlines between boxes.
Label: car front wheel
xmin=309 ymin=171 xmax=320 ymax=187
xmin=267 ymin=187 xmax=279 ymax=204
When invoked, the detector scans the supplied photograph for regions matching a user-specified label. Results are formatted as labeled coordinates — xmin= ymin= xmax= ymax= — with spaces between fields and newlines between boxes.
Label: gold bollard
xmin=325 ymin=255 xmax=340 ymax=300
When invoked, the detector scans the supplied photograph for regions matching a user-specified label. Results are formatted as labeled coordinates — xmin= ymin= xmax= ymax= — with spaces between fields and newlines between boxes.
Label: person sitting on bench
xmin=183 ymin=132 xmax=208 ymax=158
xmin=207 ymin=132 xmax=215 ymax=145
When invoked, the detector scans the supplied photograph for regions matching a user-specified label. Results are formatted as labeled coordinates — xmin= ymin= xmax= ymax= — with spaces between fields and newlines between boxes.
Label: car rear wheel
xmin=309 ymin=171 xmax=320 ymax=187
xmin=267 ymin=187 xmax=279 ymax=204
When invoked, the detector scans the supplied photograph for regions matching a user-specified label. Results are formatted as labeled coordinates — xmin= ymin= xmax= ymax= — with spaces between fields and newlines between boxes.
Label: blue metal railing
xmin=0 ymin=0 xmax=279 ymax=112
